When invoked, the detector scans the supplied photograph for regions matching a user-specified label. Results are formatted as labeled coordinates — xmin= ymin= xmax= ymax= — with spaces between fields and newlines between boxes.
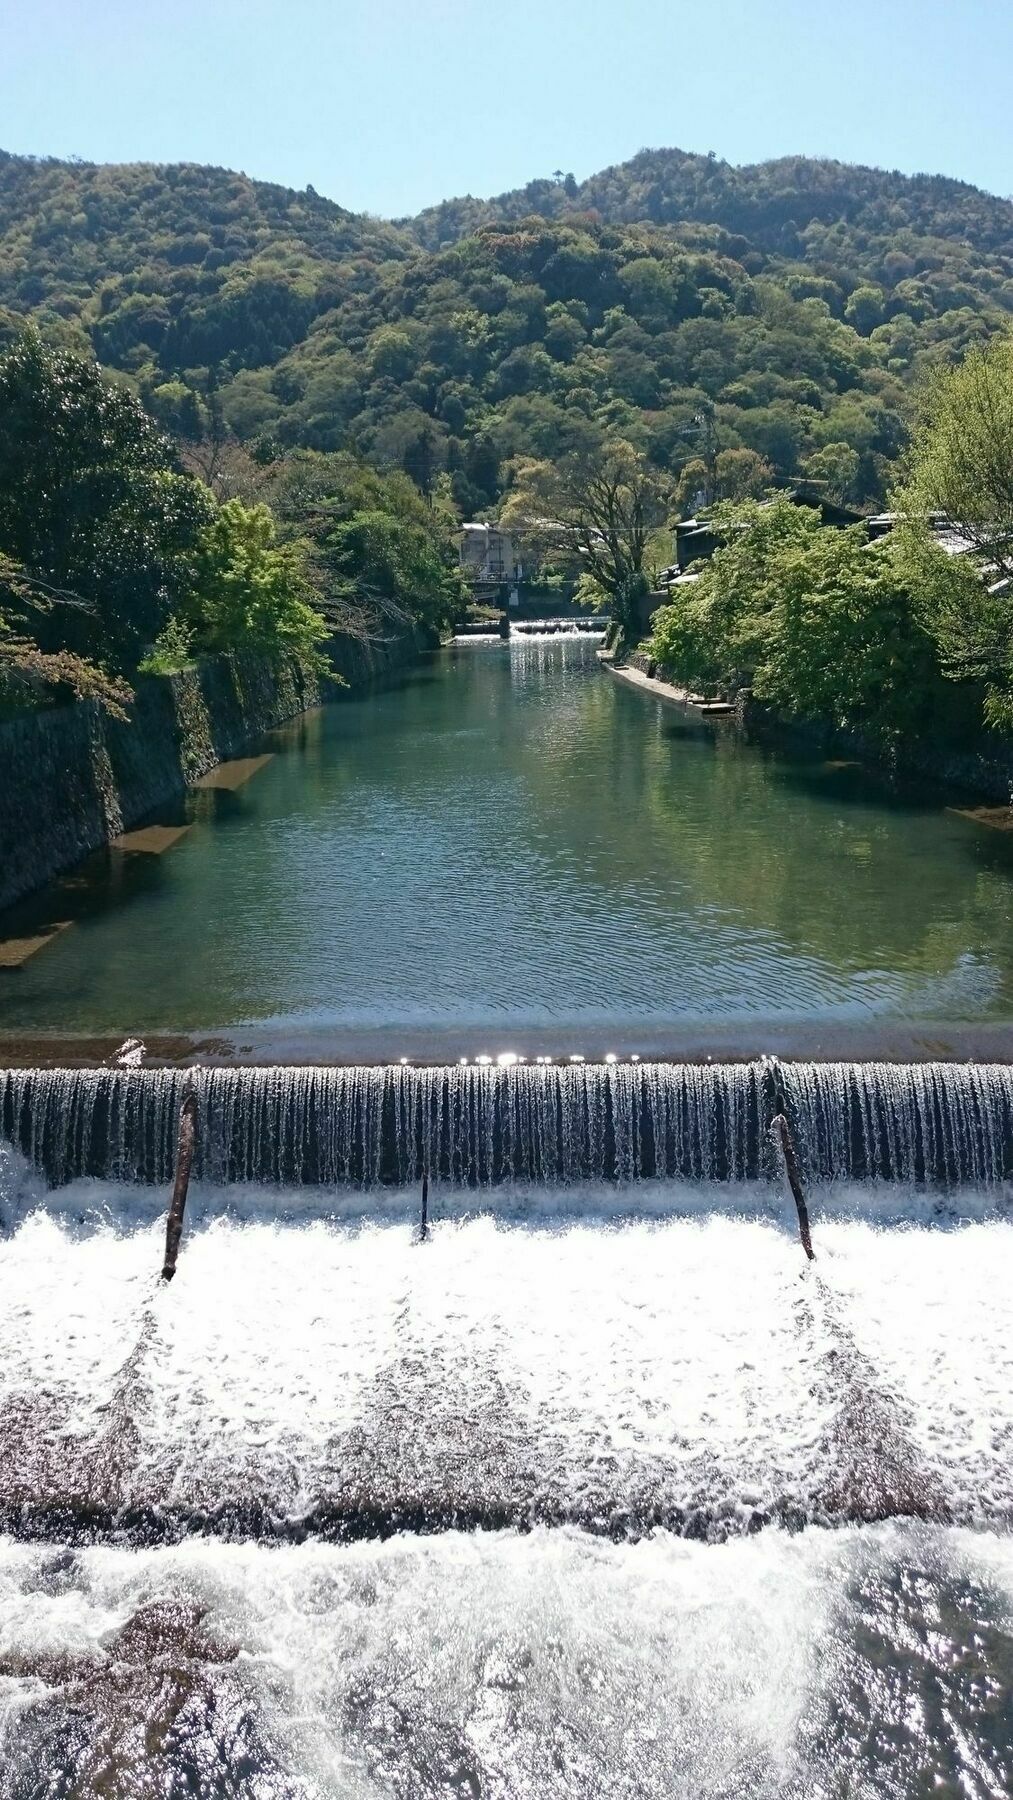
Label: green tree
xmin=649 ymin=499 xmax=950 ymax=737
xmin=188 ymin=499 xmax=328 ymax=664
xmin=672 ymin=457 xmax=712 ymax=517
xmin=368 ymin=325 xmax=419 ymax=382
xmin=0 ymin=554 xmax=133 ymax=717
xmin=324 ymin=508 xmax=463 ymax=634
xmin=892 ymin=519 xmax=1013 ymax=732
xmin=0 ymin=332 xmax=214 ymax=668
xmin=896 ymin=329 xmax=1013 ymax=726
xmin=263 ymin=449 xmax=465 ymax=639
xmin=844 ymin=285 xmax=886 ymax=334
xmin=902 ymin=330 xmax=1013 ymax=581
xmin=675 ymin=447 xmax=774 ymax=513
xmin=713 ymin=448 xmax=775 ymax=501
xmin=799 ymin=441 xmax=861 ymax=503
xmin=501 ymin=440 xmax=668 ymax=647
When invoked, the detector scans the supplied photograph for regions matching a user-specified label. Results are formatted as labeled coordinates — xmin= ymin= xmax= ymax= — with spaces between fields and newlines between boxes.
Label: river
xmin=1 ymin=635 xmax=1012 ymax=1061
xmin=3 ymin=636 xmax=1013 ymax=1794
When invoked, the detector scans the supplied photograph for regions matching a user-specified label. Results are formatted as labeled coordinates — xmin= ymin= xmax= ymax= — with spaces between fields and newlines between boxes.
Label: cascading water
xmin=3 ymin=1057 xmax=1013 ymax=1188
xmin=2 ymin=1060 xmax=1013 ymax=1793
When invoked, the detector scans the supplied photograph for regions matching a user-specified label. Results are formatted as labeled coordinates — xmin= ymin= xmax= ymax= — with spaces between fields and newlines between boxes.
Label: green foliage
xmin=137 ymin=614 xmax=195 ymax=676
xmin=0 ymin=553 xmax=134 ymax=717
xmin=799 ymin=441 xmax=861 ymax=503
xmin=187 ymin=500 xmax=328 ymax=665
xmin=6 ymin=145 xmax=1013 ymax=731
xmin=263 ymin=450 xmax=466 ymax=638
xmin=0 ymin=334 xmax=464 ymax=718
xmin=844 ymin=285 xmax=886 ymax=335
xmin=0 ymin=332 xmax=214 ymax=667
xmin=902 ymin=329 xmax=1013 ymax=580
xmin=892 ymin=521 xmax=1013 ymax=733
xmin=673 ymin=446 xmax=774 ymax=511
xmin=649 ymin=499 xmax=954 ymax=738
xmin=325 ymin=508 xmax=461 ymax=634
xmin=5 ymin=147 xmax=1013 ymax=517
xmin=894 ymin=330 xmax=1013 ymax=727
xmin=499 ymin=439 xmax=666 ymax=647
xmin=0 ymin=623 xmax=134 ymax=717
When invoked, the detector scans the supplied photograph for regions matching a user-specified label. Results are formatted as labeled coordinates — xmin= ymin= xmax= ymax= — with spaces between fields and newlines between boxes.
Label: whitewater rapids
xmin=0 ymin=1174 xmax=1011 ymax=1540
xmin=2 ymin=1524 xmax=1013 ymax=1796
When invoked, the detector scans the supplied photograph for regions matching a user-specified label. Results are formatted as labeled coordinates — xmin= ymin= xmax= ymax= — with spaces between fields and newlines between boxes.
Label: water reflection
xmin=0 ymin=639 xmax=1011 ymax=1050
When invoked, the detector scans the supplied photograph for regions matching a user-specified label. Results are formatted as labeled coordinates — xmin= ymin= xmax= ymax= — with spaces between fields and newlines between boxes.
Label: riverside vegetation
xmin=649 ymin=331 xmax=1013 ymax=742
xmin=6 ymin=147 xmax=1013 ymax=512
xmin=1 ymin=144 xmax=1013 ymax=753
xmin=0 ymin=332 xmax=465 ymax=719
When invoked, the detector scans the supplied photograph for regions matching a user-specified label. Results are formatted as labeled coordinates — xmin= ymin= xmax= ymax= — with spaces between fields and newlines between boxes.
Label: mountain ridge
xmin=3 ymin=143 xmax=1012 ymax=511
xmin=404 ymin=146 xmax=1013 ymax=256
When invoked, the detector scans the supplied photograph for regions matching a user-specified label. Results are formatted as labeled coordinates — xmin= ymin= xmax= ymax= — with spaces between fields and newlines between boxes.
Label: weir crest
xmin=2 ymin=1058 xmax=1012 ymax=1188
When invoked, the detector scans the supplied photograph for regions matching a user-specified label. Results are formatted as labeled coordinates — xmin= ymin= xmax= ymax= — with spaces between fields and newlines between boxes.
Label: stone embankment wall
xmin=0 ymin=629 xmax=428 ymax=913
xmin=736 ymin=695 xmax=1013 ymax=803
xmin=620 ymin=650 xmax=1013 ymax=803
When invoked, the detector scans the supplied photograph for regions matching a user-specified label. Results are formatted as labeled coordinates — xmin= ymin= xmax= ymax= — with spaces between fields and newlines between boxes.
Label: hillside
xmin=409 ymin=147 xmax=1013 ymax=268
xmin=2 ymin=146 xmax=1013 ymax=511
xmin=0 ymin=151 xmax=412 ymax=371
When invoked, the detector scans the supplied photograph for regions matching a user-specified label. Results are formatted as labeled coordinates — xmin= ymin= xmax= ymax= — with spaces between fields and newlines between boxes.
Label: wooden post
xmin=161 ymin=1091 xmax=198 ymax=1282
xmin=771 ymin=1112 xmax=815 ymax=1261
xmin=419 ymin=1169 xmax=429 ymax=1242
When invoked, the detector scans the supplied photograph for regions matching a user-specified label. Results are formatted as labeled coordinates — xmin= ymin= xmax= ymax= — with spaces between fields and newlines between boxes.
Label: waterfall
xmin=2 ymin=1059 xmax=1012 ymax=1188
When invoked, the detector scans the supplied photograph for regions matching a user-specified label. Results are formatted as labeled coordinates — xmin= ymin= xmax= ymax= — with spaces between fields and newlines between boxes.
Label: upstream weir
xmin=2 ymin=1057 xmax=1013 ymax=1189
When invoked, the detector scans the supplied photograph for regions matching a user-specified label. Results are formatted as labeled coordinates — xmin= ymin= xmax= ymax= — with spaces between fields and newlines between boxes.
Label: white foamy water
xmin=6 ymin=1060 xmax=1011 ymax=1189
xmin=815 ymin=1221 xmax=1013 ymax=1524
xmin=0 ymin=1185 xmax=1011 ymax=1535
xmin=0 ymin=1524 xmax=1012 ymax=1798
xmin=3 ymin=1146 xmax=1013 ymax=1791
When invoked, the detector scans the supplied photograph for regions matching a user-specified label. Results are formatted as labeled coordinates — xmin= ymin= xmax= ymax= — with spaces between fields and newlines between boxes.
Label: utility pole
xmin=693 ymin=404 xmax=719 ymax=506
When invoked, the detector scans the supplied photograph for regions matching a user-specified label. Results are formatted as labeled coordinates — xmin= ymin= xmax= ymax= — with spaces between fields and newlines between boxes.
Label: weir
xmin=2 ymin=1057 xmax=1012 ymax=1188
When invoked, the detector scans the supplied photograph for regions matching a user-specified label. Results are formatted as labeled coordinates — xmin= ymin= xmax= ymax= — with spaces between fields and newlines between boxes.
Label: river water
xmin=1 ymin=636 xmax=1012 ymax=1060
xmin=4 ymin=637 xmax=1013 ymax=1791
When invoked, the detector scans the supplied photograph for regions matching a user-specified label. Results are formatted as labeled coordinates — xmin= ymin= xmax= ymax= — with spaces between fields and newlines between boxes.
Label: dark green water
xmin=2 ymin=636 xmax=1013 ymax=1058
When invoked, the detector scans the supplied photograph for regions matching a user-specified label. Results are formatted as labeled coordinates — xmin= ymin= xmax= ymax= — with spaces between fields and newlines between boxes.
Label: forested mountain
xmin=3 ymin=146 xmax=1013 ymax=513
xmin=0 ymin=152 xmax=412 ymax=374
xmin=410 ymin=147 xmax=1013 ymax=270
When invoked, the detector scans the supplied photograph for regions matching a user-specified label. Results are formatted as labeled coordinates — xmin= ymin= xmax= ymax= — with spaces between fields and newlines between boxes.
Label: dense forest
xmin=4 ymin=146 xmax=1013 ymax=515
xmin=2 ymin=143 xmax=1013 ymax=746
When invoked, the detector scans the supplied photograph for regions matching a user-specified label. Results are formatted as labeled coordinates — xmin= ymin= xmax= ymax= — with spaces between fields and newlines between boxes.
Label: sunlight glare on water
xmin=1 ymin=1525 xmax=1013 ymax=1796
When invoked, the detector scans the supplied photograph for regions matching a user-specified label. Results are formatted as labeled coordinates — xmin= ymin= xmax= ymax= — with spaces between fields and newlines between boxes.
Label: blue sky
xmin=3 ymin=0 xmax=1010 ymax=216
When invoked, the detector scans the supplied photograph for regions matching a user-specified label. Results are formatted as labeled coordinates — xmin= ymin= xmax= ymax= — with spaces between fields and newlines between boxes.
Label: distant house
xmin=672 ymin=485 xmax=867 ymax=575
xmin=866 ymin=511 xmax=970 ymax=552
xmin=459 ymin=522 xmax=523 ymax=585
xmin=867 ymin=512 xmax=1011 ymax=595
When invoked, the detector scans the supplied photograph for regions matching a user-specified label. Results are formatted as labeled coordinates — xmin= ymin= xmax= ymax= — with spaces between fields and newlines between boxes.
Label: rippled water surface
xmin=2 ymin=637 xmax=1013 ymax=1055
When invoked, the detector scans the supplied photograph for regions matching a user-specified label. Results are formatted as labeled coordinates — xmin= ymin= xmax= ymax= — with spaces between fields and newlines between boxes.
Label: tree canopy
xmin=898 ymin=329 xmax=1013 ymax=729
xmin=0 ymin=336 xmax=464 ymax=713
xmin=5 ymin=144 xmax=1013 ymax=744
xmin=501 ymin=441 xmax=666 ymax=644
xmin=648 ymin=498 xmax=981 ymax=739
xmin=5 ymin=145 xmax=1013 ymax=517
xmin=0 ymin=332 xmax=215 ymax=667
